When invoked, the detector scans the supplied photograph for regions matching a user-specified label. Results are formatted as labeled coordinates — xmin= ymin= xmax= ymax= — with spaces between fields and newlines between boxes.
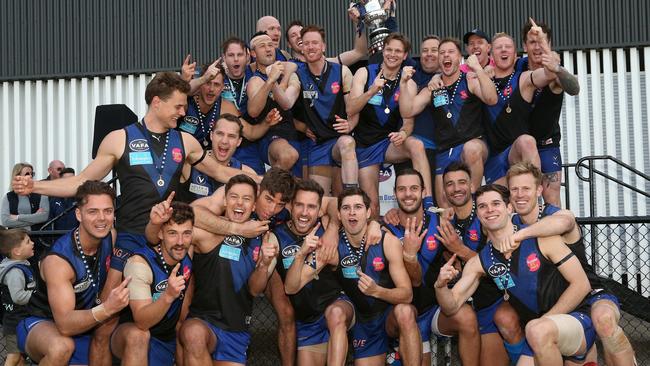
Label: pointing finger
xmin=183 ymin=54 xmax=191 ymax=65
xmin=310 ymin=222 xmax=321 ymax=236
xmin=119 ymin=276 xmax=132 ymax=288
xmin=166 ymin=191 xmax=176 ymax=205
xmin=172 ymin=262 xmax=181 ymax=274
xmin=445 ymin=253 xmax=457 ymax=267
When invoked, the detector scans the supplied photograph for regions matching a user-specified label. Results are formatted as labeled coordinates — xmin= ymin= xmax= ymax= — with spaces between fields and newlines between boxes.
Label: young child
xmin=0 ymin=227 xmax=36 ymax=366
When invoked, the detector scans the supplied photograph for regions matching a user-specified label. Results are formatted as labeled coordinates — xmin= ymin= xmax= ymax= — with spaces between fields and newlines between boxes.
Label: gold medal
xmin=446 ymin=112 xmax=452 ymax=119
xmin=506 ymin=105 xmax=512 ymax=114
xmin=384 ymin=107 xmax=391 ymax=114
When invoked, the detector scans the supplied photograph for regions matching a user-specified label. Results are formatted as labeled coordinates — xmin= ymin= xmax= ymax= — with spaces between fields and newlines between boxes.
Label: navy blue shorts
xmin=586 ymin=290 xmax=620 ymax=310
xmin=476 ymin=298 xmax=503 ymax=335
xmin=356 ymin=138 xmax=391 ymax=169
xmin=538 ymin=146 xmax=562 ymax=174
xmin=521 ymin=311 xmax=596 ymax=361
xmin=435 ymin=144 xmax=465 ymax=175
xmin=351 ymin=307 xmax=391 ymax=359
xmin=234 ymin=143 xmax=265 ymax=175
xmin=17 ymin=316 xmax=91 ymax=365
xmin=197 ymin=319 xmax=251 ymax=364
xmin=484 ymin=145 xmax=512 ymax=184
xmin=111 ymin=333 xmax=176 ymax=366
xmin=308 ymin=138 xmax=341 ymax=167
xmin=412 ymin=134 xmax=437 ymax=151
xmin=296 ymin=314 xmax=330 ymax=348
xmin=111 ymin=232 xmax=147 ymax=272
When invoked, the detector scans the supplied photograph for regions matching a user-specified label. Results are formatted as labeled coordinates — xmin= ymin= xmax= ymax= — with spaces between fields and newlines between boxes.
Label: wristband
xmin=91 ymin=303 xmax=110 ymax=323
xmin=403 ymin=252 xmax=417 ymax=262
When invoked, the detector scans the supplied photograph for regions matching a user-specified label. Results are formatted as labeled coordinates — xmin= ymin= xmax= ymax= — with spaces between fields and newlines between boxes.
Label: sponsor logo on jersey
xmin=372 ymin=257 xmax=384 ymax=271
xmin=282 ymin=245 xmax=300 ymax=258
xmin=172 ymin=147 xmax=183 ymax=163
xmin=129 ymin=139 xmax=149 ymax=152
xmin=526 ymin=253 xmax=540 ymax=272
xmin=341 ymin=254 xmax=358 ymax=267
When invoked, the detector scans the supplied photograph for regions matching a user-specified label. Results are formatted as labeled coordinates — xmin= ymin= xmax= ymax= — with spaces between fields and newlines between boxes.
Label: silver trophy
xmin=354 ymin=0 xmax=390 ymax=54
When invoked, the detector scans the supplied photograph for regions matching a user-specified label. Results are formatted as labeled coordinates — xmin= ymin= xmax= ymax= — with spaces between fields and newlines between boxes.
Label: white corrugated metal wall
xmin=0 ymin=48 xmax=648 ymax=216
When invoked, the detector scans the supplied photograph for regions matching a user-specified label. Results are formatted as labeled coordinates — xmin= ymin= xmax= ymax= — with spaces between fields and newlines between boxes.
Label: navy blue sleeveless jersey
xmin=274 ymin=221 xmax=342 ymax=323
xmin=223 ymin=67 xmax=257 ymax=147
xmin=484 ymin=72 xmax=532 ymax=153
xmin=355 ymin=64 xmax=403 ymax=147
xmin=478 ymin=237 xmax=588 ymax=324
xmin=116 ymin=122 xmax=185 ymax=233
xmin=450 ymin=204 xmax=501 ymax=309
xmin=384 ymin=211 xmax=444 ymax=313
xmin=120 ymin=246 xmax=192 ymax=341
xmin=251 ymin=70 xmax=298 ymax=141
xmin=430 ymin=73 xmax=485 ymax=150
xmin=29 ymin=230 xmax=112 ymax=318
xmin=179 ymin=96 xmax=221 ymax=149
xmin=295 ymin=61 xmax=347 ymax=143
xmin=336 ymin=231 xmax=394 ymax=322
xmin=178 ymin=157 xmax=243 ymax=202
xmin=1 ymin=263 xmax=35 ymax=333
xmin=512 ymin=204 xmax=604 ymax=291
xmin=189 ymin=234 xmax=262 ymax=331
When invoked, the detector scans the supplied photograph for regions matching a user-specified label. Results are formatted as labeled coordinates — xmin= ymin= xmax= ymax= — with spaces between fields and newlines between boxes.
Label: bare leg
xmin=358 ymin=165 xmax=381 ymax=219
xmin=110 ymin=323 xmax=151 ymax=365
xmin=332 ymin=135 xmax=358 ymax=186
xmin=325 ymin=300 xmax=354 ymax=366
xmin=508 ymin=135 xmax=540 ymax=169
xmin=268 ymin=139 xmax=300 ymax=171
xmin=591 ymin=299 xmax=636 ymax=366
xmin=23 ymin=321 xmax=75 ymax=366
xmin=461 ymin=138 xmax=488 ymax=192
xmin=179 ymin=318 xmax=217 ymax=366
xmin=385 ymin=304 xmax=422 ymax=366
xmin=310 ymin=165 xmax=333 ymax=196
xmin=437 ymin=305 xmax=480 ymax=366
xmin=266 ymin=271 xmax=296 ymax=366
xmin=542 ymin=171 xmax=562 ymax=207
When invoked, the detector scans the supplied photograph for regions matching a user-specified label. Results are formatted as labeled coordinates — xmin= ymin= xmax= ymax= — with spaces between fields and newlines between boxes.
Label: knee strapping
xmin=601 ymin=326 xmax=633 ymax=355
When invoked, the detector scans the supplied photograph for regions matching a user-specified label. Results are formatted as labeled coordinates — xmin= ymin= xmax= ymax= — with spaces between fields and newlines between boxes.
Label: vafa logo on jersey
xmin=129 ymin=139 xmax=149 ymax=152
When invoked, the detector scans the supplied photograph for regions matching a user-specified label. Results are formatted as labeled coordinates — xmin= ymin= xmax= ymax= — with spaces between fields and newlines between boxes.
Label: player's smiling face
xmin=438 ymin=41 xmax=461 ymax=77
xmin=76 ymin=194 xmax=115 ymax=240
xmin=466 ymin=35 xmax=491 ymax=66
xmin=158 ymin=220 xmax=193 ymax=262
xmin=290 ymin=190 xmax=320 ymax=235
xmin=199 ymin=73 xmax=224 ymax=106
xmin=476 ymin=191 xmax=511 ymax=231
xmin=225 ymin=183 xmax=256 ymax=223
xmin=210 ymin=118 xmax=241 ymax=164
xmin=443 ymin=170 xmax=472 ymax=208
xmin=508 ymin=173 xmax=542 ymax=217
xmin=302 ymin=31 xmax=326 ymax=63
xmin=492 ymin=36 xmax=516 ymax=71
xmin=394 ymin=174 xmax=423 ymax=214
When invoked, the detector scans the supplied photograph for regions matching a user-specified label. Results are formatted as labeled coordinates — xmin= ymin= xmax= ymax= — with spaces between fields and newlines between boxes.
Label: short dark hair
xmin=475 ymin=184 xmax=510 ymax=204
xmin=222 ymin=36 xmax=248 ymax=54
xmin=260 ymin=168 xmax=295 ymax=203
xmin=521 ymin=19 xmax=552 ymax=44
xmin=74 ymin=181 xmax=116 ymax=208
xmin=225 ymin=174 xmax=258 ymax=198
xmin=383 ymin=33 xmax=411 ymax=53
xmin=59 ymin=167 xmax=75 ymax=175
xmin=439 ymin=37 xmax=462 ymax=53
xmin=213 ymin=113 xmax=244 ymax=136
xmin=338 ymin=187 xmax=371 ymax=211
xmin=394 ymin=168 xmax=424 ymax=190
xmin=0 ymin=227 xmax=28 ymax=257
xmin=421 ymin=35 xmax=440 ymax=44
xmin=286 ymin=20 xmax=304 ymax=41
xmin=300 ymin=25 xmax=326 ymax=43
xmin=145 ymin=72 xmax=191 ymax=105
xmin=443 ymin=161 xmax=472 ymax=180
xmin=294 ymin=179 xmax=324 ymax=206
xmin=166 ymin=201 xmax=194 ymax=226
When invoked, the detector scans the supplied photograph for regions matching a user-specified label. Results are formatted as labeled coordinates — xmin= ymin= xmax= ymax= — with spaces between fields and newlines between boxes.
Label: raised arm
xmin=398 ymin=77 xmax=430 ymax=118
xmin=125 ymin=257 xmax=186 ymax=331
xmin=188 ymin=59 xmax=221 ymax=95
xmin=13 ymin=130 xmax=123 ymax=198
xmin=246 ymin=63 xmax=284 ymax=118
xmin=465 ymin=55 xmax=498 ymax=105
xmin=401 ymin=217 xmax=424 ymax=286
xmin=284 ymin=223 xmax=326 ymax=294
xmin=248 ymin=232 xmax=278 ymax=296
xmin=434 ymin=254 xmax=483 ymax=315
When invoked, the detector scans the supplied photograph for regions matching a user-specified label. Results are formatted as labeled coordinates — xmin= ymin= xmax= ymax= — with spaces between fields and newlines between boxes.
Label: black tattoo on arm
xmin=556 ymin=67 xmax=580 ymax=96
